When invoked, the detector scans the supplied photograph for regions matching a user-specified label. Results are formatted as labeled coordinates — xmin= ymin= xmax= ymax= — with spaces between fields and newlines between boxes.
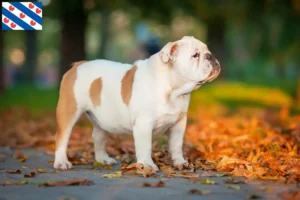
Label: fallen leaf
xmin=93 ymin=161 xmax=104 ymax=167
xmin=7 ymin=169 xmax=22 ymax=174
xmin=201 ymin=171 xmax=225 ymax=177
xmin=248 ymin=193 xmax=262 ymax=199
xmin=188 ymin=189 xmax=211 ymax=195
xmin=279 ymin=190 xmax=300 ymax=200
xmin=171 ymin=172 xmax=200 ymax=179
xmin=24 ymin=172 xmax=36 ymax=178
xmin=160 ymin=165 xmax=175 ymax=177
xmin=21 ymin=166 xmax=28 ymax=169
xmin=14 ymin=151 xmax=28 ymax=163
xmin=102 ymin=171 xmax=122 ymax=179
xmin=2 ymin=180 xmax=28 ymax=186
xmin=38 ymin=179 xmax=95 ymax=187
xmin=196 ymin=179 xmax=216 ymax=185
xmin=138 ymin=182 xmax=151 ymax=187
xmin=35 ymin=168 xmax=48 ymax=173
xmin=226 ymin=184 xmax=241 ymax=190
xmin=126 ymin=163 xmax=156 ymax=177
xmin=138 ymin=181 xmax=165 ymax=188
xmin=152 ymin=180 xmax=165 ymax=187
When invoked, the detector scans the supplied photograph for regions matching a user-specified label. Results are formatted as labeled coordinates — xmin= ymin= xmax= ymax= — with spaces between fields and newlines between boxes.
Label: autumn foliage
xmin=0 ymin=103 xmax=299 ymax=183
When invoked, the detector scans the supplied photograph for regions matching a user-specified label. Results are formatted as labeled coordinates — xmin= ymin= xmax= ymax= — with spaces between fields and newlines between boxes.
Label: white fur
xmin=54 ymin=36 xmax=220 ymax=170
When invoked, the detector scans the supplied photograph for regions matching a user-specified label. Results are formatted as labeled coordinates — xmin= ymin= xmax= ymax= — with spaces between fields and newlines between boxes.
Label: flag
xmin=2 ymin=2 xmax=42 ymax=30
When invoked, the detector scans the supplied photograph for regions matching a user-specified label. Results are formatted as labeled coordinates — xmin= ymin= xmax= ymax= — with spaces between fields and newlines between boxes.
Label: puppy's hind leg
xmin=54 ymin=63 xmax=84 ymax=170
xmin=92 ymin=126 xmax=117 ymax=165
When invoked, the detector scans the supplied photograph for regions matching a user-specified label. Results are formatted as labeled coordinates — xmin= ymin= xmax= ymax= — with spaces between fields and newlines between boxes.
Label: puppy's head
xmin=159 ymin=36 xmax=221 ymax=86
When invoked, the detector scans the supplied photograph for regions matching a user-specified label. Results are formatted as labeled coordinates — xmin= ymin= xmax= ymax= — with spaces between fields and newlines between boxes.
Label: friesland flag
xmin=2 ymin=2 xmax=42 ymax=30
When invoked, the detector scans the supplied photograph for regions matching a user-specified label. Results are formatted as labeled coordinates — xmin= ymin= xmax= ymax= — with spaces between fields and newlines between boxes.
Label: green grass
xmin=0 ymin=85 xmax=59 ymax=115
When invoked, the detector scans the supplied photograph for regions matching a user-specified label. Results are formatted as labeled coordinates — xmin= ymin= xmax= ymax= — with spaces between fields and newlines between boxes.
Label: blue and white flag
xmin=2 ymin=2 xmax=42 ymax=30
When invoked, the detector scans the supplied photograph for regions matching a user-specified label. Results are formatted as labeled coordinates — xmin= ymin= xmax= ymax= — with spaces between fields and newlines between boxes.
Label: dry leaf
xmin=24 ymin=172 xmax=36 ymax=178
xmin=7 ymin=169 xmax=22 ymax=174
xmin=138 ymin=182 xmax=151 ymax=187
xmin=93 ymin=161 xmax=104 ymax=167
xmin=196 ymin=179 xmax=216 ymax=185
xmin=138 ymin=181 xmax=165 ymax=188
xmin=102 ymin=171 xmax=122 ymax=179
xmin=38 ymin=179 xmax=94 ymax=187
xmin=14 ymin=151 xmax=28 ymax=163
xmin=35 ymin=168 xmax=48 ymax=173
xmin=126 ymin=163 xmax=156 ymax=177
xmin=225 ymin=178 xmax=245 ymax=184
xmin=171 ymin=172 xmax=200 ymax=179
xmin=188 ymin=189 xmax=211 ymax=195
xmin=226 ymin=184 xmax=240 ymax=190
xmin=160 ymin=165 xmax=175 ymax=177
xmin=279 ymin=190 xmax=300 ymax=200
xmin=3 ymin=180 xmax=28 ymax=186
xmin=21 ymin=166 xmax=28 ymax=169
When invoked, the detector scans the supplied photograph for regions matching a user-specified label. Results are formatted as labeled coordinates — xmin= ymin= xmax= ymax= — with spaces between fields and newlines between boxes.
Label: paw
xmin=173 ymin=158 xmax=188 ymax=168
xmin=138 ymin=160 xmax=159 ymax=172
xmin=54 ymin=159 xmax=73 ymax=170
xmin=96 ymin=156 xmax=117 ymax=165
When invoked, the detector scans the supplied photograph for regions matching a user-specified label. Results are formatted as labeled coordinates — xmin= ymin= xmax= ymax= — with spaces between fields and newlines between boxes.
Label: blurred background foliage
xmin=0 ymin=0 xmax=299 ymax=114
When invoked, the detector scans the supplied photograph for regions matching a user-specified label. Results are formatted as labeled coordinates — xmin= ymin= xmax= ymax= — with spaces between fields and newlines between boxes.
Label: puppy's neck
xmin=149 ymin=54 xmax=197 ymax=101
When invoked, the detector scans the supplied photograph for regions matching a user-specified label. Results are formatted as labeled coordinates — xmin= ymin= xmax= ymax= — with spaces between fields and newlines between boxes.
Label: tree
xmin=59 ymin=0 xmax=87 ymax=81
xmin=24 ymin=31 xmax=37 ymax=84
xmin=0 ymin=31 xmax=4 ymax=94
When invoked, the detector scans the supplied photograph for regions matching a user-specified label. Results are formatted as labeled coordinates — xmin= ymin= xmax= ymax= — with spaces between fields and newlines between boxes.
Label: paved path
xmin=0 ymin=148 xmax=297 ymax=200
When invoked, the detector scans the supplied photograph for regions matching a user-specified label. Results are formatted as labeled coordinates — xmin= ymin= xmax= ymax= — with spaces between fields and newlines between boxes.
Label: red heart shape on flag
xmin=30 ymin=20 xmax=36 ymax=26
xmin=29 ymin=3 xmax=34 ymax=9
xmin=9 ymin=5 xmax=15 ymax=11
xmin=11 ymin=22 xmax=16 ymax=28
xmin=36 ymin=8 xmax=41 ymax=14
xmin=20 ymin=13 xmax=25 ymax=19
xmin=4 ymin=18 xmax=9 ymax=23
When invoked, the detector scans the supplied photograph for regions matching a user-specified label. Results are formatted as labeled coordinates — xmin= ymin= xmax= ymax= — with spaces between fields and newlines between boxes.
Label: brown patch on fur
xmin=121 ymin=65 xmax=137 ymax=105
xmin=89 ymin=77 xmax=102 ymax=107
xmin=55 ymin=61 xmax=87 ymax=148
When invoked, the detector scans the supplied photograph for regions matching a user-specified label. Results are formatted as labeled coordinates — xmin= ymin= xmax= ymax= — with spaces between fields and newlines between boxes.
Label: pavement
xmin=0 ymin=147 xmax=297 ymax=200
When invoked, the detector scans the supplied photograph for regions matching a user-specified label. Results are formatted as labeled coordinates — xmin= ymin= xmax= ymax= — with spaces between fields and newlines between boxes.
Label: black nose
xmin=205 ymin=53 xmax=213 ymax=60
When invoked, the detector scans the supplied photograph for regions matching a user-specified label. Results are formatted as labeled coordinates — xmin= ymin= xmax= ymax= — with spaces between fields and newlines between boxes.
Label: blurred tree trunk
xmin=24 ymin=31 xmax=37 ymax=84
xmin=0 ymin=31 xmax=4 ymax=94
xmin=60 ymin=0 xmax=87 ymax=81
xmin=297 ymin=68 xmax=300 ymax=105
xmin=207 ymin=18 xmax=227 ymax=78
xmin=99 ymin=9 xmax=110 ymax=59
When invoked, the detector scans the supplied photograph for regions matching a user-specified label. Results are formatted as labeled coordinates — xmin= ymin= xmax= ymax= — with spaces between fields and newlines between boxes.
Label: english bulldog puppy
xmin=54 ymin=36 xmax=221 ymax=170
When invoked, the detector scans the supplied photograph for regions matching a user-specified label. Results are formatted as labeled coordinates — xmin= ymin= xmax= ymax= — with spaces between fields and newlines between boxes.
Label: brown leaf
xmin=188 ymin=189 xmax=211 ymax=195
xmin=279 ymin=190 xmax=300 ymax=200
xmin=35 ymin=168 xmax=48 ymax=173
xmin=14 ymin=151 xmax=28 ymax=163
xmin=3 ymin=180 xmax=28 ymax=186
xmin=38 ymin=178 xmax=95 ymax=187
xmin=126 ymin=163 xmax=156 ymax=177
xmin=7 ymin=169 xmax=22 ymax=174
xmin=160 ymin=165 xmax=175 ymax=177
xmin=138 ymin=181 xmax=165 ymax=188
xmin=138 ymin=182 xmax=151 ymax=187
xmin=24 ymin=172 xmax=36 ymax=178
xmin=171 ymin=172 xmax=200 ymax=179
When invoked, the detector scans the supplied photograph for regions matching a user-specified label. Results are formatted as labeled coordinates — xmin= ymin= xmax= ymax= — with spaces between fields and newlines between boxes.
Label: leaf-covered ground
xmin=0 ymin=104 xmax=299 ymax=184
xmin=0 ymin=82 xmax=299 ymax=199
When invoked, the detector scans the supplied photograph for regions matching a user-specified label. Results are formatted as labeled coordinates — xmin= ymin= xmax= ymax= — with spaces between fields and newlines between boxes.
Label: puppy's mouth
xmin=197 ymin=66 xmax=221 ymax=85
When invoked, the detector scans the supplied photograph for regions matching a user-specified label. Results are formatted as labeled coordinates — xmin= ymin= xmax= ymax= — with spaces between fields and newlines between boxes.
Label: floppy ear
xmin=159 ymin=42 xmax=179 ymax=63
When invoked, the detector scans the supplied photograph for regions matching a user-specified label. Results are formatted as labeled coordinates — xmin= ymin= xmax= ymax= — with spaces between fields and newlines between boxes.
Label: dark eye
xmin=192 ymin=53 xmax=200 ymax=58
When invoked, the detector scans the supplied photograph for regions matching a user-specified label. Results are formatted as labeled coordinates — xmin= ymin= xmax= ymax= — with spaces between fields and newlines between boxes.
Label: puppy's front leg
xmin=169 ymin=114 xmax=188 ymax=167
xmin=133 ymin=117 xmax=158 ymax=171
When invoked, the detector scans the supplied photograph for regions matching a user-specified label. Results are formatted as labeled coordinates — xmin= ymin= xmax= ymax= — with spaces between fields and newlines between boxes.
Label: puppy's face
xmin=159 ymin=36 xmax=221 ymax=86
